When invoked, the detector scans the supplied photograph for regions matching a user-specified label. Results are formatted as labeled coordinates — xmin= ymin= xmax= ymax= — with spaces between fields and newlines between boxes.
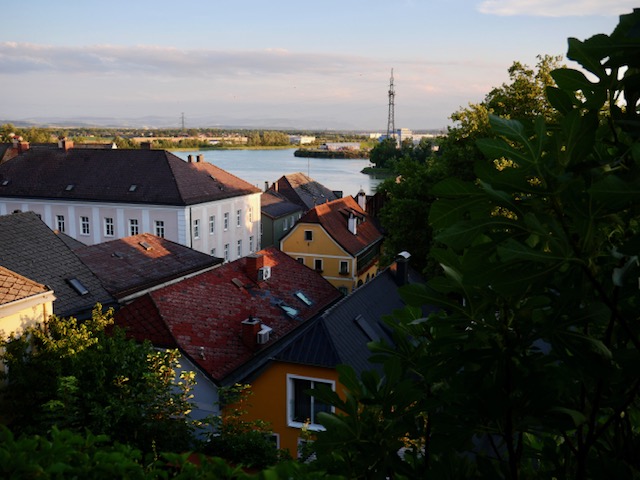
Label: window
xmin=283 ymin=217 xmax=288 ymax=231
xmin=56 ymin=215 xmax=65 ymax=233
xmin=154 ymin=220 xmax=165 ymax=238
xmin=295 ymin=291 xmax=313 ymax=306
xmin=66 ymin=278 xmax=89 ymax=296
xmin=338 ymin=286 xmax=349 ymax=296
xmin=249 ymin=236 xmax=254 ymax=253
xmin=129 ymin=219 xmax=139 ymax=236
xmin=339 ymin=260 xmax=349 ymax=275
xmin=287 ymin=375 xmax=334 ymax=429
xmin=104 ymin=217 xmax=114 ymax=237
xmin=193 ymin=218 xmax=200 ymax=239
xmin=236 ymin=209 xmax=242 ymax=227
xmin=237 ymin=239 xmax=242 ymax=258
xmin=248 ymin=207 xmax=253 ymax=223
xmin=304 ymin=230 xmax=313 ymax=241
xmin=224 ymin=243 xmax=229 ymax=262
xmin=314 ymin=259 xmax=323 ymax=272
xmin=297 ymin=257 xmax=304 ymax=265
xmin=211 ymin=248 xmax=216 ymax=256
xmin=209 ymin=215 xmax=215 ymax=234
xmin=224 ymin=212 xmax=229 ymax=231
xmin=80 ymin=216 xmax=90 ymax=235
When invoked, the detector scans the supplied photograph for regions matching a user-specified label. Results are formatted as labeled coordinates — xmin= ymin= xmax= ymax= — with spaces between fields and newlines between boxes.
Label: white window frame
xmin=56 ymin=215 xmax=65 ymax=233
xmin=209 ymin=215 xmax=215 ymax=234
xmin=237 ymin=239 xmax=242 ymax=258
xmin=236 ymin=209 xmax=242 ymax=227
xmin=193 ymin=218 xmax=200 ymax=239
xmin=224 ymin=243 xmax=229 ymax=261
xmin=80 ymin=216 xmax=90 ymax=236
xmin=249 ymin=235 xmax=254 ymax=253
xmin=154 ymin=220 xmax=165 ymax=238
xmin=286 ymin=374 xmax=335 ymax=431
xmin=304 ymin=230 xmax=313 ymax=241
xmin=248 ymin=207 xmax=253 ymax=223
xmin=129 ymin=218 xmax=139 ymax=236
xmin=339 ymin=260 xmax=349 ymax=275
xmin=224 ymin=212 xmax=229 ymax=231
xmin=104 ymin=217 xmax=114 ymax=237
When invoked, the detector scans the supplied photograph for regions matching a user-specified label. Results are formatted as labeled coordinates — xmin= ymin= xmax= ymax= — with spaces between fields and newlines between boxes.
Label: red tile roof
xmin=114 ymin=246 xmax=341 ymax=383
xmin=298 ymin=196 xmax=383 ymax=256
xmin=74 ymin=233 xmax=221 ymax=299
xmin=0 ymin=266 xmax=50 ymax=305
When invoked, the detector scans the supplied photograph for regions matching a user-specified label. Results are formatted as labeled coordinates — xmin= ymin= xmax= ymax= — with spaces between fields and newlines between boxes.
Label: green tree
xmin=313 ymin=9 xmax=640 ymax=479
xmin=0 ymin=305 xmax=196 ymax=453
xmin=378 ymin=55 xmax=563 ymax=275
xmin=369 ymin=137 xmax=401 ymax=169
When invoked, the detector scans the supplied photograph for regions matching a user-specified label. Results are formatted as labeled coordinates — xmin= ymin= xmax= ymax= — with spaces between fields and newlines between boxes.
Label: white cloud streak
xmin=478 ymin=0 xmax=637 ymax=17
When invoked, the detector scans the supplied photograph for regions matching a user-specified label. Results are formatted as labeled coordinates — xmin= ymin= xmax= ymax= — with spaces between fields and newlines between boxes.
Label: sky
xmin=0 ymin=0 xmax=636 ymax=131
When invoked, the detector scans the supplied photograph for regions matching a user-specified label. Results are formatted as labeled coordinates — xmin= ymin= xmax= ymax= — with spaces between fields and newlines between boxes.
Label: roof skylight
xmin=65 ymin=184 xmax=74 ymax=191
xmin=279 ymin=304 xmax=299 ymax=318
xmin=66 ymin=278 xmax=89 ymax=296
xmin=294 ymin=291 xmax=313 ymax=306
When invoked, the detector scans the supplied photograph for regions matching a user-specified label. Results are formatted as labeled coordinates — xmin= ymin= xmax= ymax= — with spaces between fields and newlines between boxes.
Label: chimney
xmin=348 ymin=212 xmax=357 ymax=235
xmin=58 ymin=136 xmax=73 ymax=151
xmin=140 ymin=141 xmax=152 ymax=150
xmin=246 ymin=253 xmax=265 ymax=282
xmin=357 ymin=189 xmax=367 ymax=212
xmin=394 ymin=251 xmax=411 ymax=286
xmin=187 ymin=154 xmax=193 ymax=163
xmin=265 ymin=181 xmax=269 ymax=192
xmin=197 ymin=154 xmax=204 ymax=163
xmin=241 ymin=316 xmax=262 ymax=350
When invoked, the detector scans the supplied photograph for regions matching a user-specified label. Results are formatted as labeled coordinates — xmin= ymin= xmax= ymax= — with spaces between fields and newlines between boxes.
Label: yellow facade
xmin=240 ymin=361 xmax=341 ymax=457
xmin=281 ymin=223 xmax=379 ymax=294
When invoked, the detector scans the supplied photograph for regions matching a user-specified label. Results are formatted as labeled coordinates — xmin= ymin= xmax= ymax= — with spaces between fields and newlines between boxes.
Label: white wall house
xmin=0 ymin=144 xmax=261 ymax=260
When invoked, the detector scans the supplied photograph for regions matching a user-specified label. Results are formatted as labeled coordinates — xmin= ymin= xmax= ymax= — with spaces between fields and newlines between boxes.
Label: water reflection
xmin=174 ymin=149 xmax=383 ymax=196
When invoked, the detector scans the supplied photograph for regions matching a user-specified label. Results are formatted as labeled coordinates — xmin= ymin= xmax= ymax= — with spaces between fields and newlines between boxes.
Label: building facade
xmin=0 ymin=143 xmax=261 ymax=259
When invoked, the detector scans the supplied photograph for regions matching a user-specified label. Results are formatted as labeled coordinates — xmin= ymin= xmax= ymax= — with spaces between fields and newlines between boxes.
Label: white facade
xmin=0 ymin=192 xmax=262 ymax=259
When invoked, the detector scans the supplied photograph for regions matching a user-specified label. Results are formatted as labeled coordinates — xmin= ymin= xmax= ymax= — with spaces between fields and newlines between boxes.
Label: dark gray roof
xmin=0 ymin=212 xmax=116 ymax=319
xmin=261 ymin=190 xmax=304 ymax=219
xmin=74 ymin=233 xmax=222 ymax=299
xmin=0 ymin=147 xmax=260 ymax=206
xmin=276 ymin=259 xmax=429 ymax=376
xmin=270 ymin=173 xmax=341 ymax=211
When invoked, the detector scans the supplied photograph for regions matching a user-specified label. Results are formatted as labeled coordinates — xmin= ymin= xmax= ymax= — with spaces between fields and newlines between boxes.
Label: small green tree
xmin=0 ymin=305 xmax=196 ymax=453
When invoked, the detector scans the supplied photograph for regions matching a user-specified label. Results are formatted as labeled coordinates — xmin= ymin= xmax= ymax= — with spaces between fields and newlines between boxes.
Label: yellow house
xmin=0 ymin=266 xmax=55 ymax=339
xmin=280 ymin=196 xmax=383 ymax=294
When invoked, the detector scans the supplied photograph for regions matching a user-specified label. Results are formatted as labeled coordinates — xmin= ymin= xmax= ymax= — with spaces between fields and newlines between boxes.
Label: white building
xmin=0 ymin=142 xmax=261 ymax=260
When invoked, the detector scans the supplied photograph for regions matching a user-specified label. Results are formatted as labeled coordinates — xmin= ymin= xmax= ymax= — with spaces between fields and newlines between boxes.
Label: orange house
xmin=237 ymin=253 xmax=420 ymax=457
xmin=280 ymin=196 xmax=384 ymax=295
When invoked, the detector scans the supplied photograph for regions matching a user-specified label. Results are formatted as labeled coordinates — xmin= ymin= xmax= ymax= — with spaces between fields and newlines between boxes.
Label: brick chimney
xmin=241 ymin=316 xmax=262 ymax=350
xmin=246 ymin=253 xmax=265 ymax=282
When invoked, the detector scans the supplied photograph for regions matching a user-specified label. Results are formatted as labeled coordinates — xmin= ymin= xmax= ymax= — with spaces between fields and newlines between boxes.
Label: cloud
xmin=478 ymin=0 xmax=637 ymax=17
xmin=0 ymin=42 xmax=378 ymax=78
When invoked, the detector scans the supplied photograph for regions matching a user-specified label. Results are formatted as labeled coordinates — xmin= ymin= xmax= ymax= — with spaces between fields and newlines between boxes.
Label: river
xmin=173 ymin=148 xmax=384 ymax=196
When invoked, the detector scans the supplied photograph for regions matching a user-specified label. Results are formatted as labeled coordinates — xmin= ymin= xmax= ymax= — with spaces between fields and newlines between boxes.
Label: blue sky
xmin=0 ymin=1 xmax=636 ymax=131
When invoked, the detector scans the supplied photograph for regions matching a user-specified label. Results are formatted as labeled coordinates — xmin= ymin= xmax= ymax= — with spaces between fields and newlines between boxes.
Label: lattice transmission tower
xmin=386 ymin=68 xmax=396 ymax=141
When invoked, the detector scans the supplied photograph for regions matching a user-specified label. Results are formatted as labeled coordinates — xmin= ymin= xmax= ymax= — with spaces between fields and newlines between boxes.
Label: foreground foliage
xmin=312 ymin=9 xmax=640 ymax=479
xmin=0 ymin=305 xmax=195 ymax=453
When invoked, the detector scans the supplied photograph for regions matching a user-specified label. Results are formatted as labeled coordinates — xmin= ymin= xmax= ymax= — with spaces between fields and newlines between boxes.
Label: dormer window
xmin=139 ymin=241 xmax=152 ymax=250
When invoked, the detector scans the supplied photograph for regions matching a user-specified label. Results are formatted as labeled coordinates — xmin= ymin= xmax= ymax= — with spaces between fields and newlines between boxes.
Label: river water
xmin=173 ymin=148 xmax=384 ymax=196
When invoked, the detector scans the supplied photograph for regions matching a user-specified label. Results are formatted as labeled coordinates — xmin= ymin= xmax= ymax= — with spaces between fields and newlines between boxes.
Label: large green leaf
xmin=546 ymin=86 xmax=578 ymax=115
xmin=429 ymin=195 xmax=487 ymax=232
xmin=559 ymin=110 xmax=598 ymax=166
xmin=477 ymin=138 xmax=533 ymax=167
xmin=566 ymin=35 xmax=610 ymax=79
xmin=588 ymin=174 xmax=640 ymax=209
xmin=551 ymin=68 xmax=595 ymax=93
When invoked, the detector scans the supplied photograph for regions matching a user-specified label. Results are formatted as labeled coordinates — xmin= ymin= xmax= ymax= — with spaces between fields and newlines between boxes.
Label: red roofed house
xmin=114 ymin=246 xmax=342 ymax=454
xmin=0 ymin=141 xmax=261 ymax=258
xmin=280 ymin=195 xmax=384 ymax=294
